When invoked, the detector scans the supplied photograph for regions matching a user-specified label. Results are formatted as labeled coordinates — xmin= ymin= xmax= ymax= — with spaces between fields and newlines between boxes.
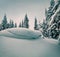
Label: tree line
xmin=0 ymin=14 xmax=39 ymax=31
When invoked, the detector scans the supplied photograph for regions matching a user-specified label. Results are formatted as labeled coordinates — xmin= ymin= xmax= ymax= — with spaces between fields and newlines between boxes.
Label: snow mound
xmin=0 ymin=28 xmax=41 ymax=39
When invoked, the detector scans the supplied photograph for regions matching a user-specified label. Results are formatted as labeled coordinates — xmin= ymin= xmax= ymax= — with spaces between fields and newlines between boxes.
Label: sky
xmin=0 ymin=0 xmax=51 ymax=29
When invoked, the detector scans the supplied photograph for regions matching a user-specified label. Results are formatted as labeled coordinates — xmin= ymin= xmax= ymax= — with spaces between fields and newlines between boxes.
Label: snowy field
xmin=0 ymin=28 xmax=60 ymax=57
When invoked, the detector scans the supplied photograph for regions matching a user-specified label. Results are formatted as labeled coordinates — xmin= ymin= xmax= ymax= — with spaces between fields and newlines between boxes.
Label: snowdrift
xmin=0 ymin=28 xmax=41 ymax=39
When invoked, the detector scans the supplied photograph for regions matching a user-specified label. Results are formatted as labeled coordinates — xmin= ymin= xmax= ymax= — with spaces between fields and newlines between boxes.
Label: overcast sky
xmin=0 ymin=0 xmax=51 ymax=29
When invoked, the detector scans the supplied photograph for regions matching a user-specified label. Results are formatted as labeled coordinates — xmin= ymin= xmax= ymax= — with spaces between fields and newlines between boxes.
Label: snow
xmin=0 ymin=28 xmax=41 ymax=39
xmin=0 ymin=28 xmax=60 ymax=57
xmin=49 ymin=5 xmax=60 ymax=26
xmin=51 ymin=2 xmax=58 ymax=12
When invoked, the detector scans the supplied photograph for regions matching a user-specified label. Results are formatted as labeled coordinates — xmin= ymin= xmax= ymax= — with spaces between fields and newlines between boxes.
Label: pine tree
xmin=9 ymin=20 xmax=14 ymax=28
xmin=34 ymin=17 xmax=38 ymax=30
xmin=24 ymin=14 xmax=29 ymax=28
xmin=11 ymin=20 xmax=14 ymax=28
xmin=57 ymin=0 xmax=60 ymax=3
xmin=50 ymin=0 xmax=55 ymax=7
xmin=19 ymin=22 xmax=22 ymax=27
xmin=42 ymin=19 xmax=49 ymax=37
xmin=21 ymin=20 xmax=24 ymax=27
xmin=2 ymin=14 xmax=8 ymax=30
xmin=15 ymin=23 xmax=17 ymax=27
xmin=45 ymin=8 xmax=48 ymax=18
xmin=49 ymin=10 xmax=60 ymax=39
xmin=9 ymin=19 xmax=12 ymax=28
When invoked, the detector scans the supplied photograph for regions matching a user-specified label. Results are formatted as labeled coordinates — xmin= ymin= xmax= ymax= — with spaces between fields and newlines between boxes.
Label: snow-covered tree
xmin=43 ymin=0 xmax=55 ymax=36
xmin=57 ymin=0 xmax=60 ymax=3
xmin=42 ymin=19 xmax=49 ymax=37
xmin=2 ymin=14 xmax=8 ymax=30
xmin=48 ymin=9 xmax=60 ymax=39
xmin=34 ymin=17 xmax=38 ymax=30
xmin=42 ymin=0 xmax=60 ymax=39
xmin=24 ymin=14 xmax=29 ymax=28
xmin=50 ymin=0 xmax=55 ymax=7
xmin=51 ymin=11 xmax=60 ymax=39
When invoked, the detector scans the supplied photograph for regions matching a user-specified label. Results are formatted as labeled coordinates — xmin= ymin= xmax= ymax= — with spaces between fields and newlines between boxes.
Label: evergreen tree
xmin=15 ymin=23 xmax=17 ymax=27
xmin=42 ymin=19 xmax=49 ymax=37
xmin=11 ymin=20 xmax=14 ymax=28
xmin=34 ymin=17 xmax=38 ymax=30
xmin=9 ymin=19 xmax=12 ymax=28
xmin=45 ymin=8 xmax=48 ymax=18
xmin=9 ymin=20 xmax=14 ymax=28
xmin=48 ymin=10 xmax=60 ymax=39
xmin=22 ymin=20 xmax=24 ymax=27
xmin=47 ymin=0 xmax=55 ymax=17
xmin=57 ymin=0 xmax=60 ymax=3
xmin=19 ymin=22 xmax=22 ymax=27
xmin=42 ymin=0 xmax=60 ymax=39
xmin=50 ymin=0 xmax=55 ymax=7
xmin=24 ymin=14 xmax=29 ymax=28
xmin=2 ymin=14 xmax=8 ymax=30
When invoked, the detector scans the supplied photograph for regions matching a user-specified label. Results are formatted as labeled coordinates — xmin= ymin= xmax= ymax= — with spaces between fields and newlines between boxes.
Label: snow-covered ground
xmin=0 ymin=28 xmax=60 ymax=57
xmin=0 ymin=28 xmax=42 ymax=39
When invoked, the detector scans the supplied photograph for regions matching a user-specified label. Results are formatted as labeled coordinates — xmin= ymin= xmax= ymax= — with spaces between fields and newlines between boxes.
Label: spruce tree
xmin=9 ymin=20 xmax=14 ymax=28
xmin=22 ymin=20 xmax=24 ymax=27
xmin=2 ymin=14 xmax=8 ymax=30
xmin=15 ymin=23 xmax=17 ymax=27
xmin=49 ymin=10 xmax=60 ymax=39
xmin=9 ymin=19 xmax=12 ymax=28
xmin=57 ymin=0 xmax=60 ymax=3
xmin=50 ymin=0 xmax=55 ymax=7
xmin=24 ymin=14 xmax=29 ymax=28
xmin=34 ymin=17 xmax=38 ymax=30
xmin=11 ymin=20 xmax=14 ymax=28
xmin=19 ymin=22 xmax=22 ymax=27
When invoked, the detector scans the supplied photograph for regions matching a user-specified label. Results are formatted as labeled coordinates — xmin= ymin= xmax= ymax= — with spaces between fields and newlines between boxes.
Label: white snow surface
xmin=0 ymin=28 xmax=60 ymax=57
xmin=0 ymin=28 xmax=41 ymax=39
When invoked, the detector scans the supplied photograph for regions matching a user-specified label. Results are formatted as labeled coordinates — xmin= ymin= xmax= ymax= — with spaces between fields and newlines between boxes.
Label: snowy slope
xmin=0 ymin=28 xmax=60 ymax=57
xmin=0 ymin=28 xmax=41 ymax=39
xmin=0 ymin=36 xmax=60 ymax=57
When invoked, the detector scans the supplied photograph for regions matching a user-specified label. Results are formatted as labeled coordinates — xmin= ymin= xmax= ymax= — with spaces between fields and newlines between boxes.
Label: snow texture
xmin=0 ymin=28 xmax=41 ymax=39
xmin=0 ymin=28 xmax=60 ymax=57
